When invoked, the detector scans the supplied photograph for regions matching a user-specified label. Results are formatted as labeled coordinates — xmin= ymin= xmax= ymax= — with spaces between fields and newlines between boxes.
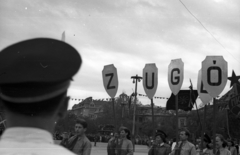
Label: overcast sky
xmin=0 ymin=0 xmax=239 ymax=109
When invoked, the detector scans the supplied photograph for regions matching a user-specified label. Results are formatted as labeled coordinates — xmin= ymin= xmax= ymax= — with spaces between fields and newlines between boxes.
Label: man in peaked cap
xmin=148 ymin=130 xmax=171 ymax=155
xmin=0 ymin=38 xmax=82 ymax=155
xmin=155 ymin=130 xmax=167 ymax=141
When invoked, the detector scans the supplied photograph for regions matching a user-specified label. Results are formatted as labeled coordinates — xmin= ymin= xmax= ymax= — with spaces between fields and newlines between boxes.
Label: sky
xmin=0 ymin=0 xmax=239 ymax=109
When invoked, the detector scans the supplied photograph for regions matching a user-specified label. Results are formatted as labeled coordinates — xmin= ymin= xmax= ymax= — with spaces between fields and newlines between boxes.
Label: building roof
xmin=72 ymin=97 xmax=110 ymax=110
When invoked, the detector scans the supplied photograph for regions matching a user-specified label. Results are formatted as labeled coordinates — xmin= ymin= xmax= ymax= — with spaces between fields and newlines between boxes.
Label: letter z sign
xmin=102 ymin=64 xmax=119 ymax=98
xmin=202 ymin=56 xmax=228 ymax=98
xmin=168 ymin=59 xmax=184 ymax=95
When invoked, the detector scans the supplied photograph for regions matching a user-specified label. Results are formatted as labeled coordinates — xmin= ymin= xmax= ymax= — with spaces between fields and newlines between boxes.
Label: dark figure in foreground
xmin=0 ymin=38 xmax=82 ymax=155
xmin=60 ymin=119 xmax=92 ymax=155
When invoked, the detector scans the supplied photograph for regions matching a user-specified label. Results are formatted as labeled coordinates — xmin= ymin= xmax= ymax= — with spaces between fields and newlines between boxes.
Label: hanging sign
xmin=168 ymin=59 xmax=184 ymax=95
xmin=197 ymin=69 xmax=212 ymax=105
xmin=143 ymin=63 xmax=158 ymax=99
xmin=202 ymin=56 xmax=228 ymax=98
xmin=102 ymin=64 xmax=118 ymax=98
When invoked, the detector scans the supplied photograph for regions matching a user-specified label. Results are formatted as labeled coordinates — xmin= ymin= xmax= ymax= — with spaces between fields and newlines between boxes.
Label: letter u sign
xmin=202 ymin=56 xmax=228 ymax=98
xmin=143 ymin=63 xmax=158 ymax=99
xmin=168 ymin=59 xmax=184 ymax=95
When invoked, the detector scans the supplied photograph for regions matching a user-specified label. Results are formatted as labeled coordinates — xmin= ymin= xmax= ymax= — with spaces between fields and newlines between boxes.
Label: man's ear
xmin=84 ymin=128 xmax=87 ymax=133
xmin=56 ymin=96 xmax=69 ymax=118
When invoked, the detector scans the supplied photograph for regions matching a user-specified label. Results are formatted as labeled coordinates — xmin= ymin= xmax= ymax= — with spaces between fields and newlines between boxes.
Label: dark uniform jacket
xmin=148 ymin=143 xmax=171 ymax=155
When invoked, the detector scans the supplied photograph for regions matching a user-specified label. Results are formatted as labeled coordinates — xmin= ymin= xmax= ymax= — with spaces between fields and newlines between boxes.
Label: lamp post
xmin=119 ymin=93 xmax=128 ymax=127
xmin=131 ymin=74 xmax=142 ymax=151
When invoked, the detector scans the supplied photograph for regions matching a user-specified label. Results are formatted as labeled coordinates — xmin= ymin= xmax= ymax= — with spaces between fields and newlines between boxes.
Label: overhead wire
xmin=179 ymin=0 xmax=240 ymax=64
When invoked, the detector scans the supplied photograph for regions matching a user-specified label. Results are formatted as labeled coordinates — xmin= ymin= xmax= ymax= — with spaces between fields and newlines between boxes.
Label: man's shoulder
xmin=83 ymin=135 xmax=92 ymax=144
xmin=186 ymin=141 xmax=195 ymax=148
xmin=108 ymin=137 xmax=115 ymax=142
xmin=0 ymin=140 xmax=77 ymax=155
xmin=51 ymin=144 xmax=78 ymax=155
xmin=224 ymin=148 xmax=231 ymax=152
xmin=164 ymin=143 xmax=171 ymax=148
xmin=68 ymin=135 xmax=78 ymax=141
xmin=125 ymin=139 xmax=133 ymax=145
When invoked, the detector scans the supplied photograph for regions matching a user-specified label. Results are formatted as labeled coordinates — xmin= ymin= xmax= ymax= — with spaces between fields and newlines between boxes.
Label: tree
xmin=55 ymin=111 xmax=77 ymax=133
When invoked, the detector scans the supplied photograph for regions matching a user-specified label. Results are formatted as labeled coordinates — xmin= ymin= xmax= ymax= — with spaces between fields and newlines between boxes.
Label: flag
xmin=166 ymin=90 xmax=198 ymax=111
xmin=61 ymin=31 xmax=65 ymax=42
xmin=189 ymin=79 xmax=196 ymax=107
xmin=128 ymin=93 xmax=135 ymax=110
xmin=229 ymin=94 xmax=240 ymax=119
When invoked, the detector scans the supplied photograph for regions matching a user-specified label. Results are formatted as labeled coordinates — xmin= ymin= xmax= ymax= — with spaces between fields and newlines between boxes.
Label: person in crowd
xmin=202 ymin=133 xmax=213 ymax=155
xmin=69 ymin=131 xmax=74 ymax=139
xmin=148 ymin=130 xmax=171 ymax=155
xmin=215 ymin=134 xmax=231 ymax=155
xmin=196 ymin=143 xmax=200 ymax=155
xmin=228 ymin=140 xmax=238 ymax=155
xmin=60 ymin=119 xmax=92 ymax=155
xmin=171 ymin=138 xmax=177 ymax=151
xmin=147 ymin=136 xmax=154 ymax=148
xmin=115 ymin=127 xmax=133 ymax=155
xmin=94 ymin=134 xmax=98 ymax=147
xmin=233 ymin=140 xmax=239 ymax=155
xmin=170 ymin=128 xmax=196 ymax=155
xmin=107 ymin=132 xmax=119 ymax=155
xmin=0 ymin=38 xmax=82 ymax=155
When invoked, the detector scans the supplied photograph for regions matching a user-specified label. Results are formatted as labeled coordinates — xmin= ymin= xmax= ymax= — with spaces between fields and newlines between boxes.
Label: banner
xmin=166 ymin=90 xmax=198 ymax=111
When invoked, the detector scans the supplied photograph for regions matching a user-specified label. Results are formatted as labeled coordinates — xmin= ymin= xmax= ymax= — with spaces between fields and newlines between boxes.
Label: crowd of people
xmin=51 ymin=117 xmax=240 ymax=155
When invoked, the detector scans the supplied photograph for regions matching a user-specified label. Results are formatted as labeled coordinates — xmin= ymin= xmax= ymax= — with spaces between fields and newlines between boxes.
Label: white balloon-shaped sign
xmin=143 ymin=63 xmax=158 ymax=99
xmin=168 ymin=59 xmax=184 ymax=95
xmin=202 ymin=56 xmax=228 ymax=98
xmin=102 ymin=64 xmax=118 ymax=98
xmin=197 ymin=69 xmax=212 ymax=105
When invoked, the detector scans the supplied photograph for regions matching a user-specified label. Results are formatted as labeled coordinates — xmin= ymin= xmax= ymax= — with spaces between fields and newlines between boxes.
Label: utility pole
xmin=131 ymin=74 xmax=142 ymax=151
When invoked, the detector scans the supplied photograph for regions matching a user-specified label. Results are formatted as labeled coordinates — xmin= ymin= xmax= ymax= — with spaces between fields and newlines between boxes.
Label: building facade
xmin=71 ymin=97 xmax=109 ymax=119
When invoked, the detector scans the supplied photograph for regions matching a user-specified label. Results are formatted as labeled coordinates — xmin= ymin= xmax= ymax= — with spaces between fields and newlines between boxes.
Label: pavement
xmin=54 ymin=140 xmax=149 ymax=155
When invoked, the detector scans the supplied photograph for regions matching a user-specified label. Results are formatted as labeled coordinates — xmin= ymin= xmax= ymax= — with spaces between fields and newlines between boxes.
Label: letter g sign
xmin=171 ymin=68 xmax=180 ymax=85
xmin=168 ymin=59 xmax=184 ymax=95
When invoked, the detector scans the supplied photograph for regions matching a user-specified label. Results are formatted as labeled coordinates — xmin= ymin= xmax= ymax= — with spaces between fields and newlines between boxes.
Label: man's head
xmin=216 ymin=134 xmax=227 ymax=149
xmin=114 ymin=132 xmax=119 ymax=138
xmin=234 ymin=140 xmax=238 ymax=145
xmin=1 ymin=91 xmax=68 ymax=117
xmin=0 ymin=38 xmax=81 ymax=128
xmin=119 ymin=127 xmax=131 ymax=140
xmin=179 ymin=129 xmax=190 ymax=141
xmin=75 ymin=119 xmax=87 ymax=136
xmin=227 ymin=140 xmax=234 ymax=147
xmin=203 ymin=133 xmax=212 ymax=149
xmin=155 ymin=130 xmax=167 ymax=143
